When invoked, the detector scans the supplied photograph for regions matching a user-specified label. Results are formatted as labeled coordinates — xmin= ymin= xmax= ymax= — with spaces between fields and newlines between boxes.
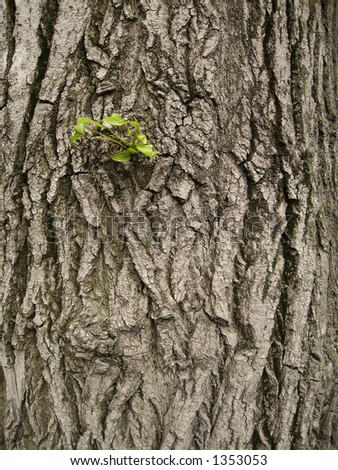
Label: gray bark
xmin=1 ymin=0 xmax=337 ymax=450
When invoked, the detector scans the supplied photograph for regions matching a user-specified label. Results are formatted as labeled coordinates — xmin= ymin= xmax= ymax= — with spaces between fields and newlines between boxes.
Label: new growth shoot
xmin=70 ymin=113 xmax=159 ymax=162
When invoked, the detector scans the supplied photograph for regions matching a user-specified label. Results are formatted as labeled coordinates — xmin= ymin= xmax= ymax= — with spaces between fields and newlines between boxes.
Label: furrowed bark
xmin=1 ymin=0 xmax=337 ymax=449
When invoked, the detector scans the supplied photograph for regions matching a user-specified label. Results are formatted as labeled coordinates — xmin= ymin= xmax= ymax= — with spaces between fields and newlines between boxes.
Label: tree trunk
xmin=1 ymin=0 xmax=337 ymax=450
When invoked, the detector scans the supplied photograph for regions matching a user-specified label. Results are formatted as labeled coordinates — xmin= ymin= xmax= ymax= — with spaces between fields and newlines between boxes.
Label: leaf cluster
xmin=70 ymin=114 xmax=159 ymax=162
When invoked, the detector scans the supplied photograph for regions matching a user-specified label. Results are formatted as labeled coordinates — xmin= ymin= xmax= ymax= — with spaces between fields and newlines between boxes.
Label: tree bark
xmin=1 ymin=0 xmax=337 ymax=450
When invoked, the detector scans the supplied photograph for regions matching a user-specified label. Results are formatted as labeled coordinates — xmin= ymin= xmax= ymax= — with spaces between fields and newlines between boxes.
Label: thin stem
xmin=107 ymin=128 xmax=131 ymax=147
xmin=132 ymin=119 xmax=140 ymax=145
xmin=92 ymin=130 xmax=128 ymax=148
xmin=126 ymin=124 xmax=133 ymax=141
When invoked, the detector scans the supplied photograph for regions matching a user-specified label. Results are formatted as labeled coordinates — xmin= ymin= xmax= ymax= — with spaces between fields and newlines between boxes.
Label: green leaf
xmin=78 ymin=117 xmax=105 ymax=128
xmin=102 ymin=114 xmax=127 ymax=126
xmin=74 ymin=122 xmax=86 ymax=135
xmin=77 ymin=117 xmax=94 ymax=125
xmin=135 ymin=143 xmax=158 ymax=158
xmin=111 ymin=150 xmax=132 ymax=162
xmin=70 ymin=133 xmax=82 ymax=143
xmin=137 ymin=133 xmax=147 ymax=144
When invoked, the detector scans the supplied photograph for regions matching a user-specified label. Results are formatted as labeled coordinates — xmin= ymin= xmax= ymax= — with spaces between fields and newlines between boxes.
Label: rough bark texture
xmin=1 ymin=0 xmax=337 ymax=450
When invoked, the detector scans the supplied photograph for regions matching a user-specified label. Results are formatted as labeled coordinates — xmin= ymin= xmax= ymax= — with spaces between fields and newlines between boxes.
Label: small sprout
xmin=70 ymin=113 xmax=159 ymax=162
